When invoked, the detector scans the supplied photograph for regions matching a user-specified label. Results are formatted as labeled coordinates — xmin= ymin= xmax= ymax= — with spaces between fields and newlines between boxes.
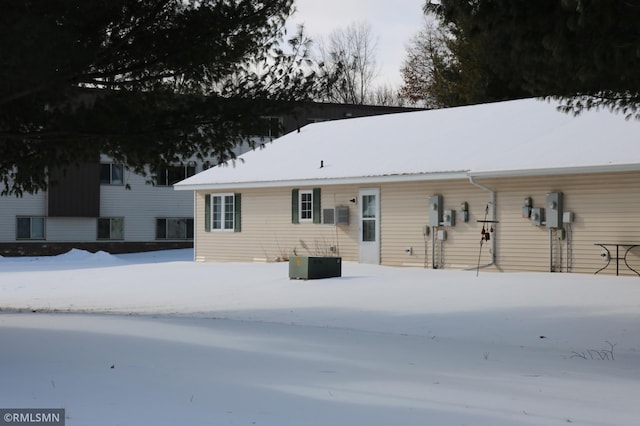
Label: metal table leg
xmin=595 ymin=244 xmax=611 ymax=275
xmin=623 ymin=245 xmax=640 ymax=277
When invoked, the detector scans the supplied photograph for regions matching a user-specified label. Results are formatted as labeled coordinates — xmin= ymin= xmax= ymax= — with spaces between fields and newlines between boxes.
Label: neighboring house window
xmin=204 ymin=193 xmax=242 ymax=232
xmin=156 ymin=218 xmax=194 ymax=240
xmin=260 ymin=116 xmax=282 ymax=138
xmin=16 ymin=217 xmax=45 ymax=240
xmin=100 ymin=163 xmax=124 ymax=185
xmin=306 ymin=118 xmax=326 ymax=125
xmin=291 ymin=188 xmax=321 ymax=224
xmin=97 ymin=217 xmax=124 ymax=240
xmin=156 ymin=165 xmax=196 ymax=186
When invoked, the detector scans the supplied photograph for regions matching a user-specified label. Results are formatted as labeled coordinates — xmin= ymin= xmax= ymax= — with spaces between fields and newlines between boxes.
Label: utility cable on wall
xmin=423 ymin=226 xmax=429 ymax=268
xmin=476 ymin=203 xmax=498 ymax=276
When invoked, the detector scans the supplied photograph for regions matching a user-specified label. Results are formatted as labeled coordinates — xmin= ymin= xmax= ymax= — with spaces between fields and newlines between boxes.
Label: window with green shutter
xmin=234 ymin=193 xmax=242 ymax=232
xmin=312 ymin=187 xmax=321 ymax=224
xmin=204 ymin=194 xmax=211 ymax=232
xmin=292 ymin=188 xmax=321 ymax=224
xmin=292 ymin=189 xmax=299 ymax=224
xmin=205 ymin=193 xmax=241 ymax=232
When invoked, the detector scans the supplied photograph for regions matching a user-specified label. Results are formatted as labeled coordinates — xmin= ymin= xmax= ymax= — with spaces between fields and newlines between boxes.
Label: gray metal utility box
xmin=289 ymin=256 xmax=342 ymax=280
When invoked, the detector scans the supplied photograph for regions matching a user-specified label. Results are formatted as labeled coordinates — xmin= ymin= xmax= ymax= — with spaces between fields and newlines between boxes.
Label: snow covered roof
xmin=175 ymin=98 xmax=640 ymax=191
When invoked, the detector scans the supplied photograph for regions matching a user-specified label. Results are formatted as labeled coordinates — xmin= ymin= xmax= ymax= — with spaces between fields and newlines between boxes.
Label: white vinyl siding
xmin=99 ymin=170 xmax=194 ymax=241
xmin=0 ymin=162 xmax=195 ymax=243
xmin=45 ymin=218 xmax=100 ymax=242
xmin=0 ymin=193 xmax=46 ymax=242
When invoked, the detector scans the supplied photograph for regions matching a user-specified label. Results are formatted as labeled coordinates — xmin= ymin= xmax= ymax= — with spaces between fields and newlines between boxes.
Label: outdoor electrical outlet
xmin=557 ymin=229 xmax=566 ymax=240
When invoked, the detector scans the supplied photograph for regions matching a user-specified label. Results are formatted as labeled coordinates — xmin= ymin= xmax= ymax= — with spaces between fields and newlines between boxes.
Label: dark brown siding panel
xmin=48 ymin=163 xmax=100 ymax=217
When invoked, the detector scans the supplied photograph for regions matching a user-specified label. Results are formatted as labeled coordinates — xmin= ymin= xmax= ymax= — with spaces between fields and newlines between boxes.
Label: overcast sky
xmin=288 ymin=0 xmax=427 ymax=88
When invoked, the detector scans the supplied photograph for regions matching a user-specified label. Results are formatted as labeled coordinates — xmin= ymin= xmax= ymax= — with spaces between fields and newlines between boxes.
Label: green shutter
xmin=313 ymin=188 xmax=321 ymax=224
xmin=204 ymin=194 xmax=211 ymax=232
xmin=234 ymin=193 xmax=242 ymax=232
xmin=292 ymin=189 xmax=299 ymax=224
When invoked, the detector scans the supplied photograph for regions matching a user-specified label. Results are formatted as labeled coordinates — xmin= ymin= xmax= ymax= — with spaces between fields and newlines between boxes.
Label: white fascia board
xmin=468 ymin=163 xmax=640 ymax=179
xmin=173 ymin=171 xmax=470 ymax=192
xmin=174 ymin=163 xmax=640 ymax=192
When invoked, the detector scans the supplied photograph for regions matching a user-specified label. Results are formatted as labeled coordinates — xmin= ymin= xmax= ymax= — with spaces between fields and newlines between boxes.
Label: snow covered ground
xmin=1 ymin=249 xmax=639 ymax=425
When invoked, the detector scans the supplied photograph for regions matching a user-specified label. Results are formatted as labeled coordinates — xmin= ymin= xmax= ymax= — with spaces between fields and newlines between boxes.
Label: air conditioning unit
xmin=322 ymin=207 xmax=349 ymax=226
xmin=335 ymin=206 xmax=349 ymax=225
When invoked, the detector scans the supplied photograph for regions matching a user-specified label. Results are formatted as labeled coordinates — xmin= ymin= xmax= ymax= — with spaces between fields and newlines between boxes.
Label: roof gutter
xmin=468 ymin=163 xmax=640 ymax=179
xmin=468 ymin=175 xmax=496 ymax=271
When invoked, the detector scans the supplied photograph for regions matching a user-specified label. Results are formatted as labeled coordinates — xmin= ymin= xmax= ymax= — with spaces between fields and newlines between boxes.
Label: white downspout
xmin=192 ymin=191 xmax=197 ymax=261
xmin=468 ymin=175 xmax=496 ymax=271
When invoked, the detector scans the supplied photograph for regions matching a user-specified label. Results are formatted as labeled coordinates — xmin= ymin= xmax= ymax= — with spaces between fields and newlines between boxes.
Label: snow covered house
xmin=0 ymin=102 xmax=416 ymax=256
xmin=175 ymin=98 xmax=640 ymax=275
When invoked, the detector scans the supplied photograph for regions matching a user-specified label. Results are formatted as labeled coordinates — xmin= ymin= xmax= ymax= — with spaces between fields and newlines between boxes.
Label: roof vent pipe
xmin=468 ymin=175 xmax=496 ymax=271
xmin=320 ymin=160 xmax=324 ymax=168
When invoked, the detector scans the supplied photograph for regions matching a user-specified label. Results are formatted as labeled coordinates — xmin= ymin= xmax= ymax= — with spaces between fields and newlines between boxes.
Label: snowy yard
xmin=1 ymin=249 xmax=639 ymax=425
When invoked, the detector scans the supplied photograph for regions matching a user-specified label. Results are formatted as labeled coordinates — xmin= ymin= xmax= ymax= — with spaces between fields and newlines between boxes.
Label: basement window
xmin=97 ymin=217 xmax=124 ymax=240
xmin=16 ymin=217 xmax=45 ymax=240
xmin=156 ymin=218 xmax=194 ymax=240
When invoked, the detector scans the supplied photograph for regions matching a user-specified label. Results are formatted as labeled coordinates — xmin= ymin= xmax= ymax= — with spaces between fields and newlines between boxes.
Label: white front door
xmin=359 ymin=188 xmax=380 ymax=264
